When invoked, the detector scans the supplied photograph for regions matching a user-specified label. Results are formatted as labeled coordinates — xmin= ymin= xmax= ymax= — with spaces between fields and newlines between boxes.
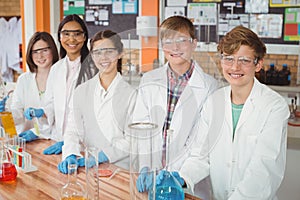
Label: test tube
xmin=30 ymin=110 xmax=40 ymax=135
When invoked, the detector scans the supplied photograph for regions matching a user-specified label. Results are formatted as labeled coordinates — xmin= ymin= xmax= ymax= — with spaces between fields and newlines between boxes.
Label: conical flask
xmin=60 ymin=162 xmax=86 ymax=200
xmin=151 ymin=129 xmax=184 ymax=200
xmin=0 ymin=139 xmax=17 ymax=182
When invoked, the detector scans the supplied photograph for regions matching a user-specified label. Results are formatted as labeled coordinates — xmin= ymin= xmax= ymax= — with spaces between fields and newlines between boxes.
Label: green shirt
xmin=232 ymin=103 xmax=244 ymax=140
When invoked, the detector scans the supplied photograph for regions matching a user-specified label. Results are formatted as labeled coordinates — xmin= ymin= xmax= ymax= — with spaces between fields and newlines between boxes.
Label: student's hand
xmin=79 ymin=157 xmax=98 ymax=168
xmin=19 ymin=130 xmax=38 ymax=142
xmin=98 ymin=151 xmax=108 ymax=164
xmin=136 ymin=167 xmax=153 ymax=192
xmin=77 ymin=157 xmax=85 ymax=167
xmin=156 ymin=170 xmax=185 ymax=186
xmin=43 ymin=141 xmax=64 ymax=155
xmin=24 ymin=107 xmax=44 ymax=120
xmin=57 ymin=154 xmax=77 ymax=174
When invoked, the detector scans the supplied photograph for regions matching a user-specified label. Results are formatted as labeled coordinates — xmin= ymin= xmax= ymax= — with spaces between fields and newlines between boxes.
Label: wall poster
xmin=64 ymin=0 xmax=85 ymax=16
xmin=187 ymin=3 xmax=217 ymax=25
xmin=284 ymin=7 xmax=300 ymax=41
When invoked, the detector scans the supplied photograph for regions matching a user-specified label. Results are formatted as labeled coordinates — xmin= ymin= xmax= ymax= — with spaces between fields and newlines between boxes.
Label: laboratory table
xmin=0 ymin=139 xmax=201 ymax=200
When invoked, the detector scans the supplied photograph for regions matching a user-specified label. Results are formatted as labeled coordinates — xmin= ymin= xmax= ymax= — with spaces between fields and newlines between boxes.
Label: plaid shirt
xmin=164 ymin=62 xmax=195 ymax=135
xmin=162 ymin=62 xmax=195 ymax=166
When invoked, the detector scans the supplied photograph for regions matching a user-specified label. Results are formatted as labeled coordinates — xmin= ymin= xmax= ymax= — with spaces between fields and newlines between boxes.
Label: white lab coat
xmin=62 ymin=73 xmax=136 ymax=170
xmin=10 ymin=72 xmax=51 ymax=138
xmin=132 ymin=61 xmax=218 ymax=199
xmin=0 ymin=17 xmax=22 ymax=82
xmin=42 ymin=57 xmax=79 ymax=141
xmin=180 ymin=78 xmax=290 ymax=200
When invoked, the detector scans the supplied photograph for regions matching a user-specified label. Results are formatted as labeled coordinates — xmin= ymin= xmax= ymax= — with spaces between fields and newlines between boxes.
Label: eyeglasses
xmin=161 ymin=37 xmax=193 ymax=47
xmin=91 ymin=48 xmax=118 ymax=58
xmin=221 ymin=54 xmax=258 ymax=67
xmin=32 ymin=47 xmax=51 ymax=57
xmin=60 ymin=30 xmax=85 ymax=40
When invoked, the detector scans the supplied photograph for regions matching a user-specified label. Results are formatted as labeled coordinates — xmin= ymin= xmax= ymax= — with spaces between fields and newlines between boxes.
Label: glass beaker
xmin=0 ymin=139 xmax=17 ymax=182
xmin=0 ymin=111 xmax=17 ymax=138
xmin=128 ymin=122 xmax=161 ymax=200
xmin=85 ymin=146 xmax=99 ymax=200
xmin=60 ymin=162 xmax=86 ymax=200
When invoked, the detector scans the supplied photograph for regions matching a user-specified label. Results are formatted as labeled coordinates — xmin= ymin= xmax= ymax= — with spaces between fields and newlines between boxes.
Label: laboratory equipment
xmin=60 ymin=162 xmax=86 ymax=200
xmin=149 ymin=129 xmax=184 ymax=200
xmin=85 ymin=146 xmax=99 ymax=200
xmin=266 ymin=63 xmax=278 ymax=85
xmin=0 ymin=111 xmax=17 ymax=138
xmin=5 ymin=136 xmax=37 ymax=173
xmin=129 ymin=122 xmax=160 ymax=200
xmin=30 ymin=109 xmax=40 ymax=135
xmin=0 ymin=138 xmax=17 ymax=182
xmin=278 ymin=64 xmax=291 ymax=85
xmin=0 ymin=75 xmax=17 ymax=138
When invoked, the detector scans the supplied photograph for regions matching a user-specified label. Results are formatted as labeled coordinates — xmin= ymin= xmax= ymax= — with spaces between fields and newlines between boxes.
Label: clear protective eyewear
xmin=91 ymin=48 xmax=118 ymax=58
xmin=60 ymin=30 xmax=85 ymax=40
xmin=31 ymin=47 xmax=51 ymax=57
xmin=161 ymin=37 xmax=193 ymax=47
xmin=221 ymin=54 xmax=258 ymax=67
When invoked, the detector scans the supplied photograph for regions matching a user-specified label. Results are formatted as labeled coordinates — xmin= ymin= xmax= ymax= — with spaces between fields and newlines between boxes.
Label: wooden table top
xmin=0 ymin=139 xmax=201 ymax=200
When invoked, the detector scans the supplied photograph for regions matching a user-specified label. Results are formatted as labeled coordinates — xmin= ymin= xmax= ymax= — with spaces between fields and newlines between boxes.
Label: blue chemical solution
xmin=148 ymin=171 xmax=184 ymax=200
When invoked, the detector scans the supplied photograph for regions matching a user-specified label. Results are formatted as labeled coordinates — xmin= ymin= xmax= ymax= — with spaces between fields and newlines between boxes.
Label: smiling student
xmin=10 ymin=32 xmax=59 ymax=141
xmin=24 ymin=14 xmax=98 ymax=155
xmin=167 ymin=25 xmax=290 ymax=200
xmin=58 ymin=30 xmax=136 ymax=174
xmin=133 ymin=16 xmax=218 ymax=199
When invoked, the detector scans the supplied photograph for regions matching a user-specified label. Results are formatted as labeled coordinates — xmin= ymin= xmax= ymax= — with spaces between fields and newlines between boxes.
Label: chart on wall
xmin=84 ymin=0 xmax=138 ymax=39
xmin=187 ymin=3 xmax=217 ymax=25
xmin=250 ymin=14 xmax=283 ymax=38
xmin=270 ymin=0 xmax=300 ymax=7
xmin=63 ymin=0 xmax=85 ymax=16
xmin=284 ymin=7 xmax=300 ymax=41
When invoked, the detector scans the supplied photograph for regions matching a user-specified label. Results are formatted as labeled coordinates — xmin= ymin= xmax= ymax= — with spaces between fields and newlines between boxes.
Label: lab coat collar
xmin=232 ymin=78 xmax=261 ymax=133
xmin=95 ymin=72 xmax=122 ymax=100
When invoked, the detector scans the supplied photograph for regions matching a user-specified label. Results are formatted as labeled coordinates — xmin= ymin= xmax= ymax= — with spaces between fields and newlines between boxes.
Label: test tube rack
xmin=5 ymin=136 xmax=38 ymax=173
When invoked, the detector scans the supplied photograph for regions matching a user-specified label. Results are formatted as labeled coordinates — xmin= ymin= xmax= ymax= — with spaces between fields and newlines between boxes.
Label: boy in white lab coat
xmin=133 ymin=16 xmax=219 ymax=199
xmin=164 ymin=26 xmax=290 ymax=200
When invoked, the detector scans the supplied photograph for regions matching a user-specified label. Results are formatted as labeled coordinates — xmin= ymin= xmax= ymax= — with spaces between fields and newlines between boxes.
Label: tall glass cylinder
xmin=85 ymin=146 xmax=99 ymax=200
xmin=128 ymin=122 xmax=161 ymax=200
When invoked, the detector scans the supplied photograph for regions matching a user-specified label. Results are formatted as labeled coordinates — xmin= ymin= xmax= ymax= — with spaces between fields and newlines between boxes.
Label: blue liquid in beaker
xmin=148 ymin=171 xmax=184 ymax=200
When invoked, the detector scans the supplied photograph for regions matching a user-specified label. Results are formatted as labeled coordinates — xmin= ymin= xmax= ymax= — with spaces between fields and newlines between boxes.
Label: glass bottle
xmin=0 ymin=139 xmax=17 ymax=182
xmin=150 ymin=129 xmax=184 ymax=200
xmin=266 ymin=63 xmax=278 ymax=85
xmin=60 ymin=163 xmax=86 ymax=200
xmin=278 ymin=64 xmax=291 ymax=85
xmin=0 ymin=75 xmax=17 ymax=138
